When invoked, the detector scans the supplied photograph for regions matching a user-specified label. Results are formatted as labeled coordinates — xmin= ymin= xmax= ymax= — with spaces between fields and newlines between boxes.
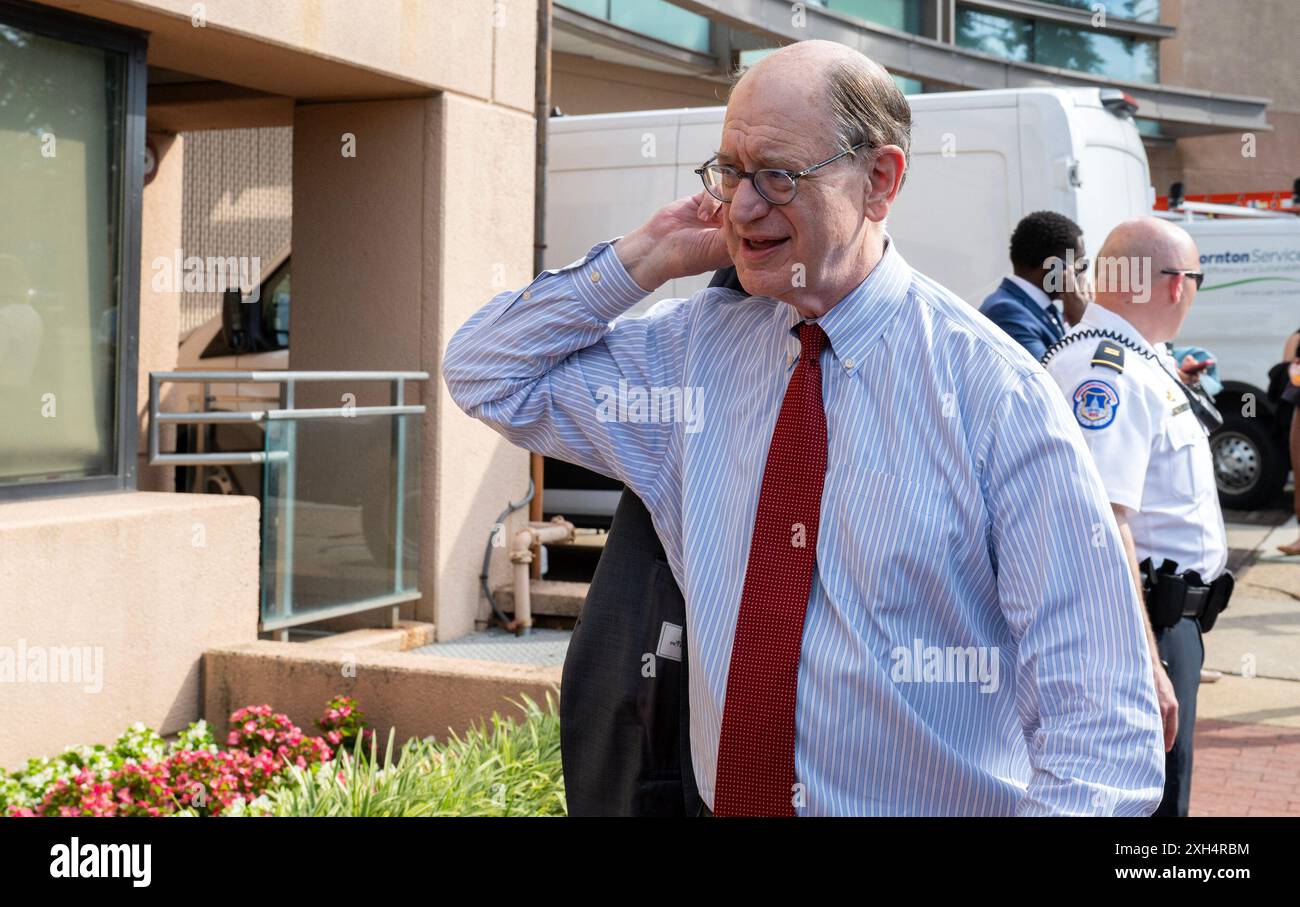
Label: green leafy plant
xmin=269 ymin=692 xmax=566 ymax=817
xmin=1 ymin=692 xmax=566 ymax=817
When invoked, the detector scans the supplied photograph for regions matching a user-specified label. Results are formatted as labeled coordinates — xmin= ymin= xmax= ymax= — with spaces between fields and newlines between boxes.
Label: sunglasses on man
xmin=1161 ymin=268 xmax=1205 ymax=289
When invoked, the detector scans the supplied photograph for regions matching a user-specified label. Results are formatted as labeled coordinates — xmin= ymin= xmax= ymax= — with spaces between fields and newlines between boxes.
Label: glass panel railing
xmin=261 ymin=411 xmax=420 ymax=628
xmin=148 ymin=369 xmax=428 ymax=634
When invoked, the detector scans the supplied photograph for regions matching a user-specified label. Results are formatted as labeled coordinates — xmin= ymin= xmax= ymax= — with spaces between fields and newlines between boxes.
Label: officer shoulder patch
xmin=1090 ymin=340 xmax=1125 ymax=373
xmin=1073 ymin=379 xmax=1120 ymax=430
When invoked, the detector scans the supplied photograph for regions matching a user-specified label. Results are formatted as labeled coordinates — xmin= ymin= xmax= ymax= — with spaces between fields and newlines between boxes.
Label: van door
xmin=887 ymin=103 xmax=1023 ymax=305
xmin=1071 ymin=105 xmax=1152 ymax=262
xmin=1176 ymin=219 xmax=1300 ymax=393
xmin=546 ymin=111 xmax=681 ymax=313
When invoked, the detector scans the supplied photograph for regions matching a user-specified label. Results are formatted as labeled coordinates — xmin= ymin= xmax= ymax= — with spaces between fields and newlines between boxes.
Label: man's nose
xmin=728 ymin=177 xmax=770 ymax=225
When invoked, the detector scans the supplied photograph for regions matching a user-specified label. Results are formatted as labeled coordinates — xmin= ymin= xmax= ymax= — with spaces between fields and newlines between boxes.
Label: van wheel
xmin=1211 ymin=412 xmax=1286 ymax=510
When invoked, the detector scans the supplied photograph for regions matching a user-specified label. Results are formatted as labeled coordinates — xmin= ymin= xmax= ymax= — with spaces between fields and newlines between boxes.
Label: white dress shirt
xmin=1007 ymin=273 xmax=1065 ymax=322
xmin=1003 ymin=271 xmax=1055 ymax=310
xmin=444 ymin=236 xmax=1165 ymax=816
xmin=1042 ymin=304 xmax=1228 ymax=579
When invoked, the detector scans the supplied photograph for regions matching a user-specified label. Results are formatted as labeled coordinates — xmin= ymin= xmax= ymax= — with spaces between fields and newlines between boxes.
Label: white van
xmin=547 ymin=87 xmax=1152 ymax=310
xmin=1171 ymin=215 xmax=1300 ymax=508
xmin=544 ymin=87 xmax=1154 ymax=524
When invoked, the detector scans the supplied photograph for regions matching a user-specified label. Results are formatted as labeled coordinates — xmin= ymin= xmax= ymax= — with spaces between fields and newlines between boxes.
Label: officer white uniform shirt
xmin=1042 ymin=303 xmax=1228 ymax=581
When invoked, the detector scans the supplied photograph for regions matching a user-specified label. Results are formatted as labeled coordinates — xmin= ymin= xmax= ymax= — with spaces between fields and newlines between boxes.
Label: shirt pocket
xmin=819 ymin=466 xmax=948 ymax=615
xmin=1166 ymin=411 xmax=1206 ymax=499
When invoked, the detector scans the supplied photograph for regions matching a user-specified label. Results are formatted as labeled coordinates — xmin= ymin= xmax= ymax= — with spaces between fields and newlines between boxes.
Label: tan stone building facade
xmin=0 ymin=0 xmax=537 ymax=766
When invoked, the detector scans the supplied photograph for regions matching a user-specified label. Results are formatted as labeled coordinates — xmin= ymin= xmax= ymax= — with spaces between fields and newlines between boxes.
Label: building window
xmin=1035 ymin=0 xmax=1161 ymax=25
xmin=557 ymin=0 xmax=712 ymax=52
xmin=955 ymin=8 xmax=1032 ymax=61
xmin=737 ymin=47 xmax=925 ymax=95
xmin=811 ymin=0 xmax=924 ymax=34
xmin=1135 ymin=117 xmax=1163 ymax=137
xmin=0 ymin=7 xmax=144 ymax=498
xmin=956 ymin=5 xmax=1158 ymax=82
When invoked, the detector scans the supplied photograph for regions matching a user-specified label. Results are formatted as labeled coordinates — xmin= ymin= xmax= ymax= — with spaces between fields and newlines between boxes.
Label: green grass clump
xmin=268 ymin=692 xmax=566 ymax=817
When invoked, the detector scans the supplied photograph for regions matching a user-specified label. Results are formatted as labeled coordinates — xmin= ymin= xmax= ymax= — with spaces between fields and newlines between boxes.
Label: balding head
xmin=1092 ymin=217 xmax=1200 ymax=344
xmin=1098 ymin=217 xmax=1198 ymax=279
xmin=731 ymin=41 xmax=911 ymax=178
xmin=715 ymin=41 xmax=911 ymax=315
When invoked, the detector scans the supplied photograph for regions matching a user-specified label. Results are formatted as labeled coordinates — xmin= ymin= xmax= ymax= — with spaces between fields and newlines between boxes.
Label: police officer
xmin=1042 ymin=217 xmax=1233 ymax=817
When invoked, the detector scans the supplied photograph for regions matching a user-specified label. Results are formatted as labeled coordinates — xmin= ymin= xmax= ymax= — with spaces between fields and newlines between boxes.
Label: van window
xmin=260 ymin=259 xmax=290 ymax=350
xmin=199 ymin=256 xmax=290 ymax=358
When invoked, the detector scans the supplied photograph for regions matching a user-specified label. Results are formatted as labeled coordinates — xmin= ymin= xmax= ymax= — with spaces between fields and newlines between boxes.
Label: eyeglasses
xmin=694 ymin=142 xmax=871 ymax=206
xmin=1161 ymin=268 xmax=1205 ymax=289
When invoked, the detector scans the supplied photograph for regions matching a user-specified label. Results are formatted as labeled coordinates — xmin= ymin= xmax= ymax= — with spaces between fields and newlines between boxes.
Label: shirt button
xmin=843 ymin=357 xmax=855 ymax=370
xmin=590 ymin=271 xmax=602 ymax=283
xmin=522 ymin=291 xmax=531 ymax=300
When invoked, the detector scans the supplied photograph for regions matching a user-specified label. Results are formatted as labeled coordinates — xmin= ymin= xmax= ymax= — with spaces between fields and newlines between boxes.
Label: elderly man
xmin=444 ymin=41 xmax=1164 ymax=816
xmin=1042 ymin=218 xmax=1233 ymax=817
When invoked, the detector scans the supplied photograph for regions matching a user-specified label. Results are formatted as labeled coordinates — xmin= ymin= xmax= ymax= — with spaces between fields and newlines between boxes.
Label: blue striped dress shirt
xmin=444 ymin=236 xmax=1165 ymax=816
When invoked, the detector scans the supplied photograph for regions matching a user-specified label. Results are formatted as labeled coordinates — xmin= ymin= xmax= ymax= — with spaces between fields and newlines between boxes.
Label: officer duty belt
xmin=1139 ymin=558 xmax=1234 ymax=633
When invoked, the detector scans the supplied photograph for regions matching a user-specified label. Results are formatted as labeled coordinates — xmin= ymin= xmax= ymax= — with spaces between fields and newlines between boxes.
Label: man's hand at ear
xmin=1061 ymin=269 xmax=1093 ymax=327
xmin=616 ymin=191 xmax=732 ymax=293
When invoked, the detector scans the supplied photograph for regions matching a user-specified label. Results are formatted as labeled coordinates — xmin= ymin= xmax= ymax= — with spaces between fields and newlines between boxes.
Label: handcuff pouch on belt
xmin=1139 ymin=558 xmax=1234 ymax=633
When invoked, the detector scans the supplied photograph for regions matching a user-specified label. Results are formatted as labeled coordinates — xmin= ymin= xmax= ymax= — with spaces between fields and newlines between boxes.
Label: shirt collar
xmin=1078 ymin=303 xmax=1156 ymax=355
xmin=1006 ymin=274 xmax=1056 ymax=312
xmin=782 ymin=235 xmax=913 ymax=372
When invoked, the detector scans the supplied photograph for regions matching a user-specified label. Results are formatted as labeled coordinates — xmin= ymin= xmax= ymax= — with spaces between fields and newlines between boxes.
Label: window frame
xmin=956 ymin=2 xmax=1159 ymax=83
xmin=0 ymin=0 xmax=147 ymax=502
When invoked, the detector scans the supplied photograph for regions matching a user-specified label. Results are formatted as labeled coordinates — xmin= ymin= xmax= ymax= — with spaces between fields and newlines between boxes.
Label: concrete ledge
xmin=203 ymin=641 xmax=561 ymax=745
xmin=304 ymin=620 xmax=436 ymax=653
xmin=0 ymin=491 xmax=259 ymax=767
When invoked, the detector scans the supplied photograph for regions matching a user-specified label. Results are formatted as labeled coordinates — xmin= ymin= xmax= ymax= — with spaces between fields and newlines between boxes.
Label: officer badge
xmin=1073 ymin=379 xmax=1119 ymax=430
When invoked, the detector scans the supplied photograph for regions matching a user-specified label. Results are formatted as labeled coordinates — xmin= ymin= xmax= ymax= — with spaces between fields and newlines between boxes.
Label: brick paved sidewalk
xmin=1191 ymin=718 xmax=1300 ymax=816
xmin=1189 ymin=517 xmax=1300 ymax=816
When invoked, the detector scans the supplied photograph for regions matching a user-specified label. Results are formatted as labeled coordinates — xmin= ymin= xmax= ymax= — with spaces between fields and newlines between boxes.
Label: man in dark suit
xmin=979 ymin=211 xmax=1090 ymax=360
xmin=559 ymin=266 xmax=742 ymax=817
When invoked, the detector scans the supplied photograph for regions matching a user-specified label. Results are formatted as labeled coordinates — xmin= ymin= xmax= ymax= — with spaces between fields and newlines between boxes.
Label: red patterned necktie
xmin=713 ymin=321 xmax=829 ymax=817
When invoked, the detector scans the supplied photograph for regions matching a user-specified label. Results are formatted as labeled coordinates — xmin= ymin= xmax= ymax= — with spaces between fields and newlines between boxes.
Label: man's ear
xmin=863 ymin=145 xmax=906 ymax=224
xmin=1166 ymin=270 xmax=1185 ymax=309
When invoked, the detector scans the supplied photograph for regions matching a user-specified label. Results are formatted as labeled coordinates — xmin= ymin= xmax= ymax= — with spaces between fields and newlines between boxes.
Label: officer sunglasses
xmin=1161 ymin=268 xmax=1205 ymax=289
xmin=695 ymin=142 xmax=872 ymax=206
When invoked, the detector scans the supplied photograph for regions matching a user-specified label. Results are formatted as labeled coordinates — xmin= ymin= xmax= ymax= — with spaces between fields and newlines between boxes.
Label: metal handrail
xmin=147 ymin=369 xmax=429 ymax=637
xmin=153 ymin=369 xmax=430 ymax=382
xmin=147 ymin=370 xmax=429 ymax=466
xmin=155 ymin=405 xmax=424 ymax=424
